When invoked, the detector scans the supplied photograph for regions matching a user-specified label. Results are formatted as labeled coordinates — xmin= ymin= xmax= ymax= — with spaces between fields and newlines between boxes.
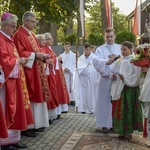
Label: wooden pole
xmin=75 ymin=39 xmax=78 ymax=113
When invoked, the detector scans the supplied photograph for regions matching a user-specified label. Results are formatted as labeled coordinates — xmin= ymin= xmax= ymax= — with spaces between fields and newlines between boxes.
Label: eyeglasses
xmin=7 ymin=24 xmax=17 ymax=29
xmin=26 ymin=20 xmax=37 ymax=24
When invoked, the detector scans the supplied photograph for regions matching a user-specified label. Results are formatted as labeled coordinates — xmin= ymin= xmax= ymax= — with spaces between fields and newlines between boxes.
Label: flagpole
xmin=110 ymin=0 xmax=113 ymax=28
xmin=75 ymin=39 xmax=78 ymax=113
xmin=80 ymin=0 xmax=85 ymax=45
xmin=140 ymin=0 xmax=142 ymax=44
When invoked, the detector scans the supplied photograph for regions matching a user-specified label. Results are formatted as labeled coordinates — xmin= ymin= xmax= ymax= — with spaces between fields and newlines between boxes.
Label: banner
xmin=105 ymin=0 xmax=113 ymax=27
xmin=132 ymin=0 xmax=141 ymax=36
xmin=80 ymin=0 xmax=84 ymax=37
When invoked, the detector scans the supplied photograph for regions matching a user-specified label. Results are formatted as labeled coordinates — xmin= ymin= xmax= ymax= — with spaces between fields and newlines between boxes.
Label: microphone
xmin=113 ymin=55 xmax=121 ymax=61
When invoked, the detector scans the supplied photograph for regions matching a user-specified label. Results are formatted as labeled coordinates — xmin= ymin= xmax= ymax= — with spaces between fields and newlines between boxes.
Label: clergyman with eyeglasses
xmin=13 ymin=11 xmax=50 ymax=137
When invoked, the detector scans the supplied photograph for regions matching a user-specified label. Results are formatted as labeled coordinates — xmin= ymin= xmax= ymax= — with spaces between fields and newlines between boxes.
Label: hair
xmin=22 ymin=11 xmax=36 ymax=22
xmin=64 ymin=42 xmax=70 ymax=46
xmin=90 ymin=45 xmax=95 ymax=48
xmin=36 ymin=34 xmax=45 ymax=41
xmin=103 ymin=27 xmax=115 ymax=34
xmin=84 ymin=43 xmax=90 ymax=49
xmin=121 ymin=41 xmax=133 ymax=49
xmin=43 ymin=32 xmax=52 ymax=40
xmin=1 ymin=14 xmax=18 ymax=25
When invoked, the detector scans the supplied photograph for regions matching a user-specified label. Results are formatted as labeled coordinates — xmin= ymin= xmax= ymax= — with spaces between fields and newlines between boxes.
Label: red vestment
xmin=41 ymin=47 xmax=59 ymax=110
xmin=42 ymin=46 xmax=70 ymax=104
xmin=0 ymin=100 xmax=8 ymax=138
xmin=0 ymin=32 xmax=29 ymax=130
xmin=13 ymin=26 xmax=50 ymax=103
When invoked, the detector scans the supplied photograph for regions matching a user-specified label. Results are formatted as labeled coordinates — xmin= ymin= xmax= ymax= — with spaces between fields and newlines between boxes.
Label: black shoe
xmin=12 ymin=143 xmax=28 ymax=149
xmin=49 ymin=120 xmax=53 ymax=124
xmin=81 ymin=112 xmax=86 ymax=114
xmin=33 ymin=127 xmax=45 ymax=132
xmin=1 ymin=145 xmax=18 ymax=150
xmin=56 ymin=115 xmax=61 ymax=119
xmin=70 ymin=101 xmax=75 ymax=106
xmin=21 ymin=130 xmax=36 ymax=137
xmin=61 ymin=111 xmax=68 ymax=113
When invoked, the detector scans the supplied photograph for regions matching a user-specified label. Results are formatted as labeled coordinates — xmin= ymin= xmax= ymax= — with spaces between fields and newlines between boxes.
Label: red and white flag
xmin=132 ymin=0 xmax=141 ymax=36
xmin=80 ymin=0 xmax=84 ymax=37
xmin=105 ymin=0 xmax=113 ymax=28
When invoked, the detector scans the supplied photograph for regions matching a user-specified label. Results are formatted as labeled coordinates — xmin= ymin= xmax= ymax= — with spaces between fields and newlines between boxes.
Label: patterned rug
xmin=57 ymin=131 xmax=149 ymax=150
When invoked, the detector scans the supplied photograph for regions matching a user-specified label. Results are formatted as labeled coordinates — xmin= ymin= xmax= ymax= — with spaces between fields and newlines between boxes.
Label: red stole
xmin=43 ymin=46 xmax=70 ymax=104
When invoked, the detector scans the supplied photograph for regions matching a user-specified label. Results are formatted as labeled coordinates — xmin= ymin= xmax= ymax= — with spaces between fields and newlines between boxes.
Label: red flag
xmin=132 ymin=0 xmax=141 ymax=35
xmin=105 ymin=0 xmax=113 ymax=27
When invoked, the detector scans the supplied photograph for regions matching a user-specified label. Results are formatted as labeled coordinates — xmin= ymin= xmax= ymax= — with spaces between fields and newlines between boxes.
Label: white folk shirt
xmin=111 ymin=55 xmax=142 ymax=101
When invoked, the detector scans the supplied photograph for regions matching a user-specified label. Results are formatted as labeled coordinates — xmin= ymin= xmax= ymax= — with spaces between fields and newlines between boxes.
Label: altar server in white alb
xmin=60 ymin=42 xmax=76 ymax=104
xmin=93 ymin=27 xmax=121 ymax=133
xmin=73 ymin=43 xmax=99 ymax=114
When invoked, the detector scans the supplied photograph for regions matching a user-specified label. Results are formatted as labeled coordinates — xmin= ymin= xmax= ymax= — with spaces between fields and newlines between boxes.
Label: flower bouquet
xmin=131 ymin=44 xmax=150 ymax=67
xmin=130 ymin=44 xmax=150 ymax=77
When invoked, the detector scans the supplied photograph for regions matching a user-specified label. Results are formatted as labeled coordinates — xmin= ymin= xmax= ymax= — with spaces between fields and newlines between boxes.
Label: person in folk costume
xmin=72 ymin=43 xmax=100 ymax=114
xmin=59 ymin=42 xmax=76 ymax=106
xmin=42 ymin=32 xmax=70 ymax=118
xmin=138 ymin=43 xmax=150 ymax=147
xmin=36 ymin=34 xmax=58 ymax=124
xmin=13 ymin=11 xmax=51 ymax=137
xmin=93 ymin=27 xmax=121 ymax=133
xmin=111 ymin=41 xmax=143 ymax=140
xmin=0 ymin=12 xmax=32 ymax=150
xmin=0 ymin=66 xmax=8 ymax=139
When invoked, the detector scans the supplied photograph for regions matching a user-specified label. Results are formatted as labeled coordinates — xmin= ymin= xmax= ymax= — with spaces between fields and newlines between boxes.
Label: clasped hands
xmin=36 ymin=52 xmax=50 ymax=60
xmin=64 ymin=68 xmax=70 ymax=73
xmin=112 ymin=74 xmax=124 ymax=81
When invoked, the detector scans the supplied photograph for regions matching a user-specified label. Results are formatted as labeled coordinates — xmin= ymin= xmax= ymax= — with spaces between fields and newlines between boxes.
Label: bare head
xmin=90 ymin=45 xmax=96 ymax=53
xmin=36 ymin=34 xmax=46 ymax=47
xmin=1 ymin=12 xmax=18 ymax=36
xmin=121 ymin=41 xmax=133 ymax=57
xmin=43 ymin=32 xmax=53 ymax=46
xmin=84 ymin=43 xmax=91 ymax=58
xmin=64 ymin=42 xmax=71 ymax=53
xmin=22 ymin=11 xmax=36 ymax=30
xmin=103 ymin=27 xmax=116 ymax=45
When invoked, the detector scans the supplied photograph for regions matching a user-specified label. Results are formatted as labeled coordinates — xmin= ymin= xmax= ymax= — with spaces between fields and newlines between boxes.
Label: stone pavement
xmin=21 ymin=106 xmax=148 ymax=150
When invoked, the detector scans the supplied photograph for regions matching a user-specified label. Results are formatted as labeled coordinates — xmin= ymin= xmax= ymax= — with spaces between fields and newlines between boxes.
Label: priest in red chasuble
xmin=0 ymin=12 xmax=30 ymax=149
xmin=36 ymin=34 xmax=59 ymax=122
xmin=0 ymin=66 xmax=8 ymax=139
xmin=13 ymin=11 xmax=50 ymax=136
xmin=42 ymin=33 xmax=70 ymax=117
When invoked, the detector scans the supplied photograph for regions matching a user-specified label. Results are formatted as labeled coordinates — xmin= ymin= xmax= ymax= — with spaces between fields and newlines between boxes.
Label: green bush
xmin=64 ymin=34 xmax=77 ymax=45
xmin=115 ymin=30 xmax=136 ymax=44
xmin=87 ymin=33 xmax=104 ymax=45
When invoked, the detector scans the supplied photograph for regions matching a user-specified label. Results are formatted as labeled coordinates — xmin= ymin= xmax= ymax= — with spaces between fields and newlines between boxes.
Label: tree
xmin=116 ymin=30 xmax=136 ymax=44
xmin=86 ymin=0 xmax=128 ymax=35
